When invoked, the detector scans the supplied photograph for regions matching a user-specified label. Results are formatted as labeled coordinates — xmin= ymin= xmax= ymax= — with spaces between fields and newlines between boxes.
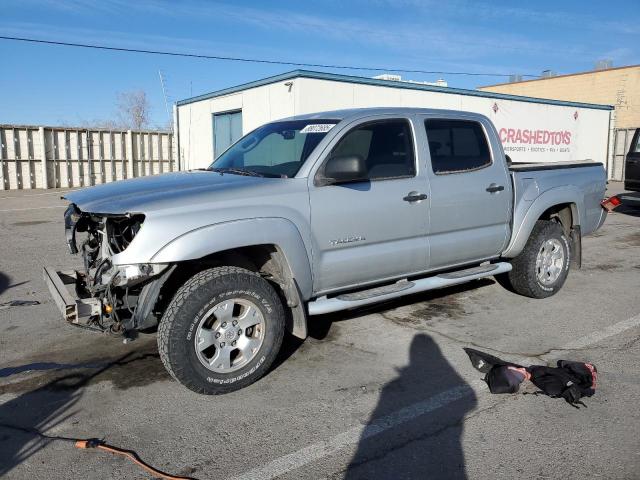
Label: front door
xmin=420 ymin=116 xmax=511 ymax=268
xmin=308 ymin=117 xmax=430 ymax=294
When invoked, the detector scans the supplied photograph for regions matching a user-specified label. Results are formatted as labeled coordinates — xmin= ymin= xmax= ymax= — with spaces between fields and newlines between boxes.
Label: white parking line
xmin=231 ymin=312 xmax=640 ymax=480
xmin=547 ymin=312 xmax=640 ymax=355
xmin=0 ymin=205 xmax=67 ymax=213
xmin=0 ymin=190 xmax=76 ymax=200
xmin=229 ymin=384 xmax=476 ymax=480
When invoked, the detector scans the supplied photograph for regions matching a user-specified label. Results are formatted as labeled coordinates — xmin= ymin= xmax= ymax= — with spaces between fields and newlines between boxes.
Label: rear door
xmin=418 ymin=115 xmax=512 ymax=269
xmin=625 ymin=129 xmax=640 ymax=191
xmin=308 ymin=117 xmax=430 ymax=293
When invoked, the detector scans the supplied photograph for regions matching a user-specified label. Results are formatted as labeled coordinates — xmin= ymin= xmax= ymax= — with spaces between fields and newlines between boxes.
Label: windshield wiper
xmin=209 ymin=167 xmax=286 ymax=178
xmin=208 ymin=167 xmax=265 ymax=177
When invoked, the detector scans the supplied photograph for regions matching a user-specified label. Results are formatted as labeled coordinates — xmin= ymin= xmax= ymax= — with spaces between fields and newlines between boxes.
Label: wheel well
xmin=539 ymin=203 xmax=576 ymax=236
xmin=163 ymin=244 xmax=293 ymax=296
xmin=153 ymin=245 xmax=307 ymax=338
xmin=538 ymin=202 xmax=582 ymax=269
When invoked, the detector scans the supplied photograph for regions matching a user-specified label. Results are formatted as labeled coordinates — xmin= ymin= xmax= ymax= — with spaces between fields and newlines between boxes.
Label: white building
xmin=175 ymin=70 xmax=614 ymax=177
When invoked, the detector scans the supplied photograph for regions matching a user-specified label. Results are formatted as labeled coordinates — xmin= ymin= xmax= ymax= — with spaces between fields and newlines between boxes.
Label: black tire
xmin=505 ymin=220 xmax=570 ymax=299
xmin=158 ymin=266 xmax=285 ymax=394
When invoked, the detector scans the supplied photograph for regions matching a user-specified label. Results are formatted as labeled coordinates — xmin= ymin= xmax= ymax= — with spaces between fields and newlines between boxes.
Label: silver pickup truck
xmin=44 ymin=107 xmax=609 ymax=394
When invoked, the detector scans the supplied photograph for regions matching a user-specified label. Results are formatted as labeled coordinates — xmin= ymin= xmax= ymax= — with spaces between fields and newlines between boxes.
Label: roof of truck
xmin=176 ymin=70 xmax=614 ymax=110
xmin=278 ymin=107 xmax=490 ymax=122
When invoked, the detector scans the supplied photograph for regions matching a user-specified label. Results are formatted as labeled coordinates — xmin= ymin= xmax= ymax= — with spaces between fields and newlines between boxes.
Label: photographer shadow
xmin=345 ymin=334 xmax=476 ymax=479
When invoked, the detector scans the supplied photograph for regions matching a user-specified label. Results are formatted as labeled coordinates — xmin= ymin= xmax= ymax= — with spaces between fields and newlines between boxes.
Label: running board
xmin=336 ymin=280 xmax=415 ymax=301
xmin=307 ymin=262 xmax=512 ymax=316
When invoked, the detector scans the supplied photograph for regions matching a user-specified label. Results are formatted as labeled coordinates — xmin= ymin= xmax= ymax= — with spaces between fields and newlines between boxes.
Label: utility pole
xmin=158 ymin=70 xmax=172 ymax=129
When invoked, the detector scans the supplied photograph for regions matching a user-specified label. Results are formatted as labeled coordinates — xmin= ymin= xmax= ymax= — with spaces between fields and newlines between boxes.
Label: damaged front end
xmin=44 ymin=204 xmax=172 ymax=336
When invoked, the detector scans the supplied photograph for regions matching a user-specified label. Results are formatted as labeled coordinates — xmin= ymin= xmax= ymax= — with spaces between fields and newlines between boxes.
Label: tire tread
xmin=507 ymin=220 xmax=569 ymax=299
xmin=157 ymin=266 xmax=284 ymax=394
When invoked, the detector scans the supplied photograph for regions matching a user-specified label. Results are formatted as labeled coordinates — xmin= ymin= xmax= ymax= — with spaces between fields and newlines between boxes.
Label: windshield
xmin=209 ymin=119 xmax=338 ymax=178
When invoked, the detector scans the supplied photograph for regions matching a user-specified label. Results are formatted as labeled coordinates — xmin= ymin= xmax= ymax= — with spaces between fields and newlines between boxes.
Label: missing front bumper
xmin=42 ymin=267 xmax=102 ymax=324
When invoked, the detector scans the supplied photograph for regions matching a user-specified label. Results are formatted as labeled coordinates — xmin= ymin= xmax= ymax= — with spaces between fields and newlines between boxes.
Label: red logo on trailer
xmin=499 ymin=128 xmax=572 ymax=145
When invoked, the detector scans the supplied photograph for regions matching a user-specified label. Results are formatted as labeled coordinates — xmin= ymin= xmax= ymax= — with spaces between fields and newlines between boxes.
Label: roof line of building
xmin=176 ymin=69 xmax=614 ymax=110
xmin=479 ymin=64 xmax=640 ymax=89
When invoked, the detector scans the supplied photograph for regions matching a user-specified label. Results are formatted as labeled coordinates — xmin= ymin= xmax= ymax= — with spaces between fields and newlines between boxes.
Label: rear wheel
xmin=504 ymin=220 xmax=570 ymax=298
xmin=158 ymin=266 xmax=285 ymax=394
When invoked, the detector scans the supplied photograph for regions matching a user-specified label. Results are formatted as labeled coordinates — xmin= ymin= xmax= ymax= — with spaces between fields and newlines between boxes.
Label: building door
xmin=213 ymin=110 xmax=242 ymax=159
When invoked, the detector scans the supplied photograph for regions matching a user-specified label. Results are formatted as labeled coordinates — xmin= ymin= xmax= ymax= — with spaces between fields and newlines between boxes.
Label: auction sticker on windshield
xmin=300 ymin=124 xmax=335 ymax=134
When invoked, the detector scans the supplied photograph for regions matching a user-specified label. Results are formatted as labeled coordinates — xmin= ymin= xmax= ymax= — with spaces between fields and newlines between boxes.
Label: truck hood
xmin=64 ymin=171 xmax=268 ymax=214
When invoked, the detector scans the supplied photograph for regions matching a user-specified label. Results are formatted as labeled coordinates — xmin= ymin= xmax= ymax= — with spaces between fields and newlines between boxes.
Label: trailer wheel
xmin=158 ymin=266 xmax=285 ymax=394
xmin=504 ymin=220 xmax=570 ymax=299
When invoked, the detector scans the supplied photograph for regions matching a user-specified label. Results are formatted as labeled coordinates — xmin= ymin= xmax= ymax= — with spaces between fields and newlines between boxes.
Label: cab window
xmin=329 ymin=119 xmax=415 ymax=180
xmin=425 ymin=119 xmax=491 ymax=174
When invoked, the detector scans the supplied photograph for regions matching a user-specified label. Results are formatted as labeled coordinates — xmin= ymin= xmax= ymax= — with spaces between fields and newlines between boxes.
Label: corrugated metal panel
xmin=0 ymin=125 xmax=174 ymax=190
xmin=611 ymin=127 xmax=639 ymax=181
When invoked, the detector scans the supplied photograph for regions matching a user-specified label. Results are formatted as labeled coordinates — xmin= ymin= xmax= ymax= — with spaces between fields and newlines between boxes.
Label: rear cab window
xmin=425 ymin=119 xmax=492 ymax=174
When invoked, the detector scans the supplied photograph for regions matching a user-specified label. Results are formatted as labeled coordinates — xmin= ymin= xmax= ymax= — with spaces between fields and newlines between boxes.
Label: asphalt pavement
xmin=0 ymin=183 xmax=639 ymax=479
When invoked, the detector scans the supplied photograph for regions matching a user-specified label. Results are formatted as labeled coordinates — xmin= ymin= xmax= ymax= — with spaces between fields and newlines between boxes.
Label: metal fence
xmin=610 ymin=127 xmax=638 ymax=181
xmin=0 ymin=125 xmax=175 ymax=190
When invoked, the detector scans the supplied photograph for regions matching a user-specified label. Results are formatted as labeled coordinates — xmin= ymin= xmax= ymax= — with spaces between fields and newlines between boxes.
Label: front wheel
xmin=158 ymin=266 xmax=285 ymax=394
xmin=504 ymin=220 xmax=570 ymax=298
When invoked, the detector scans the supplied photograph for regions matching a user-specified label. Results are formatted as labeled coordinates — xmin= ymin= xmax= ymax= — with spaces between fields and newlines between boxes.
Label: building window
xmin=425 ymin=119 xmax=491 ymax=174
xmin=213 ymin=110 xmax=242 ymax=159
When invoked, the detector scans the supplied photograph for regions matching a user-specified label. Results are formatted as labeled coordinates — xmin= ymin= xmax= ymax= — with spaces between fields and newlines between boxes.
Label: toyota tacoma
xmin=44 ymin=108 xmax=609 ymax=394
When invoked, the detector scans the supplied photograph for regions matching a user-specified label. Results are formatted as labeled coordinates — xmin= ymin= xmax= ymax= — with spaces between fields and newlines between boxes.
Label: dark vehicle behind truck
xmin=624 ymin=128 xmax=640 ymax=191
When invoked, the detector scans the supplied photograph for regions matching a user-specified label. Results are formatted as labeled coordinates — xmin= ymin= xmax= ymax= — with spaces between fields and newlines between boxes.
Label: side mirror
xmin=318 ymin=154 xmax=368 ymax=186
xmin=505 ymin=154 xmax=513 ymax=166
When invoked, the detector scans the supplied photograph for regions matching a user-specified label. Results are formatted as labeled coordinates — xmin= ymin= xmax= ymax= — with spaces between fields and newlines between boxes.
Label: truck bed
xmin=508 ymin=159 xmax=607 ymax=243
xmin=509 ymin=161 xmax=603 ymax=172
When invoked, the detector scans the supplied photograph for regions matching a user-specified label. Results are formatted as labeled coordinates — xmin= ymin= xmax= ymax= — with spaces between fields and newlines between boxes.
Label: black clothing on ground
xmin=464 ymin=348 xmax=597 ymax=407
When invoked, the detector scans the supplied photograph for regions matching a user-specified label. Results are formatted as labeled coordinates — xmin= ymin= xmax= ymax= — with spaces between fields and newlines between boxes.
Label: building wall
xmin=177 ymin=76 xmax=612 ymax=176
xmin=295 ymin=78 xmax=611 ymax=171
xmin=479 ymin=66 xmax=640 ymax=130
xmin=176 ymin=82 xmax=297 ymax=170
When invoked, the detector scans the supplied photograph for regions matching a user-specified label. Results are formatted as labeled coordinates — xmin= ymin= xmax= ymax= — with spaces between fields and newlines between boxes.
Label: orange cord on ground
xmin=75 ymin=439 xmax=194 ymax=480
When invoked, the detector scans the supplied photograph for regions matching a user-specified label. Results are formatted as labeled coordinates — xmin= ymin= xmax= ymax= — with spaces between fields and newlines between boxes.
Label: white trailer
xmin=175 ymin=70 xmax=614 ymax=177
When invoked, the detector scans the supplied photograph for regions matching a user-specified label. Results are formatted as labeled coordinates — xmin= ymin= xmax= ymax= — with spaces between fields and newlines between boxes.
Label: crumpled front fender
xmin=148 ymin=217 xmax=313 ymax=299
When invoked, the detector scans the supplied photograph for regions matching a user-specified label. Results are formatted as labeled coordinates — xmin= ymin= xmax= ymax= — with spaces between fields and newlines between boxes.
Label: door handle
xmin=403 ymin=192 xmax=428 ymax=202
xmin=486 ymin=184 xmax=505 ymax=193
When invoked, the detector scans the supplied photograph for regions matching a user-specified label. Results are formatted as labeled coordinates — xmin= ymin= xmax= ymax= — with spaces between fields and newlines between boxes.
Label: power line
xmin=0 ymin=35 xmax=539 ymax=78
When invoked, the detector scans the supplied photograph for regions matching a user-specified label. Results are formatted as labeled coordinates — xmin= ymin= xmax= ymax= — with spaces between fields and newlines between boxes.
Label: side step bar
xmin=308 ymin=262 xmax=512 ymax=316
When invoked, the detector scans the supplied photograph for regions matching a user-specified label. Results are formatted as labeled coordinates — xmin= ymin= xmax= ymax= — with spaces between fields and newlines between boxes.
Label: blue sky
xmin=1 ymin=0 xmax=638 ymax=127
